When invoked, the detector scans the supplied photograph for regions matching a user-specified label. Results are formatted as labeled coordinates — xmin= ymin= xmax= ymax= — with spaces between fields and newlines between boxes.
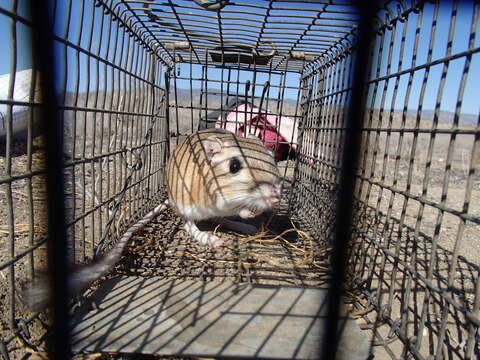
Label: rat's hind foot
xmin=184 ymin=221 xmax=224 ymax=247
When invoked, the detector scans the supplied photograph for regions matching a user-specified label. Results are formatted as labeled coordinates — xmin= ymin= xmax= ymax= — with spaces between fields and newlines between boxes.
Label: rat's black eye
xmin=229 ymin=157 xmax=242 ymax=174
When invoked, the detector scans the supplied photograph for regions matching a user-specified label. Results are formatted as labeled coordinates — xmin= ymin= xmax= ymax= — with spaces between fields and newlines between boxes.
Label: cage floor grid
xmin=71 ymin=277 xmax=370 ymax=360
xmin=113 ymin=201 xmax=333 ymax=287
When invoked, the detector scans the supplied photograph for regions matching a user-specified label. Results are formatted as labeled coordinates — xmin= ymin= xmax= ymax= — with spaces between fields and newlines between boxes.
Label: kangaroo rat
xmin=24 ymin=129 xmax=281 ymax=309
xmin=166 ymin=128 xmax=281 ymax=247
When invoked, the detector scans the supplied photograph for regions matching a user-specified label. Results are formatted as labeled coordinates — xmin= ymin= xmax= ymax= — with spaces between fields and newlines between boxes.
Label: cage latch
xmin=289 ymin=50 xmax=315 ymax=61
xmin=122 ymin=147 xmax=145 ymax=171
xmin=193 ymin=0 xmax=229 ymax=11
xmin=210 ymin=43 xmax=275 ymax=65
xmin=165 ymin=41 xmax=191 ymax=51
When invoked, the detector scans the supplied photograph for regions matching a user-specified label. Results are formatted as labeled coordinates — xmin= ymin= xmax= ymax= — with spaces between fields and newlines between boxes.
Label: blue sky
xmin=367 ymin=1 xmax=480 ymax=116
xmin=0 ymin=0 xmax=478 ymax=115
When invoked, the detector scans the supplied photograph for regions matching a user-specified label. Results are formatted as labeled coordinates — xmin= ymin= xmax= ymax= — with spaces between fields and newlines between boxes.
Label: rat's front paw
xmin=239 ymin=208 xmax=261 ymax=219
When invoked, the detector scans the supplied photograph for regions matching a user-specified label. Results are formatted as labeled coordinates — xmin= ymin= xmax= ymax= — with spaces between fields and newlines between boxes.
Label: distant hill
xmin=407 ymin=109 xmax=477 ymax=125
xmin=172 ymin=87 xmax=298 ymax=107
xmin=172 ymin=88 xmax=478 ymax=125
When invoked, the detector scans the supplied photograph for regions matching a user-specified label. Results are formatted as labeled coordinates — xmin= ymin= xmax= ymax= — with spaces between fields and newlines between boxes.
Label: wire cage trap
xmin=0 ymin=0 xmax=479 ymax=359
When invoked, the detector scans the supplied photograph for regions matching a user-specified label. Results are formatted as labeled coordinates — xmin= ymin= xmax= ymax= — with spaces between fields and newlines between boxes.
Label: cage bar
xmin=0 ymin=1 xmax=478 ymax=360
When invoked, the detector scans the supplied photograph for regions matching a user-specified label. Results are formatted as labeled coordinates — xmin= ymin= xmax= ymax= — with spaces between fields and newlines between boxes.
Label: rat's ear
xmin=202 ymin=136 xmax=223 ymax=160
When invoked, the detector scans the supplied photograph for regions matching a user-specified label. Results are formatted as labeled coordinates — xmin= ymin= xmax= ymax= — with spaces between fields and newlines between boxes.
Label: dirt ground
xmin=0 ymin=117 xmax=479 ymax=359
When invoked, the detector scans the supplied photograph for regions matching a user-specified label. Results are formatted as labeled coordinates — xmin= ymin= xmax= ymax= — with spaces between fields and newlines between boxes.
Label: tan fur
xmin=165 ymin=128 xmax=279 ymax=211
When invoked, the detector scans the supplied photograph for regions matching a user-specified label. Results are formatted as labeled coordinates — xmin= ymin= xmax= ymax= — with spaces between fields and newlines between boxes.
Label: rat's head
xmin=199 ymin=130 xmax=281 ymax=217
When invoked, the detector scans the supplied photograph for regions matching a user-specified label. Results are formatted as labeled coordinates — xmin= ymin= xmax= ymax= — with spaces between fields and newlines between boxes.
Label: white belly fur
xmin=171 ymin=200 xmax=236 ymax=221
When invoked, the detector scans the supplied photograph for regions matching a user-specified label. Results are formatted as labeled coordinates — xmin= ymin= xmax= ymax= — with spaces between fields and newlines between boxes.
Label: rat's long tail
xmin=23 ymin=200 xmax=169 ymax=311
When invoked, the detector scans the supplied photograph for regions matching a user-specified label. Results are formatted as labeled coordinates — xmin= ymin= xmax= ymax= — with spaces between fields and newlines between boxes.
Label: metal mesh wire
xmin=348 ymin=2 xmax=480 ymax=359
xmin=0 ymin=0 xmax=168 ymax=357
xmin=0 ymin=1 xmax=479 ymax=360
xmin=117 ymin=0 xmax=359 ymax=72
